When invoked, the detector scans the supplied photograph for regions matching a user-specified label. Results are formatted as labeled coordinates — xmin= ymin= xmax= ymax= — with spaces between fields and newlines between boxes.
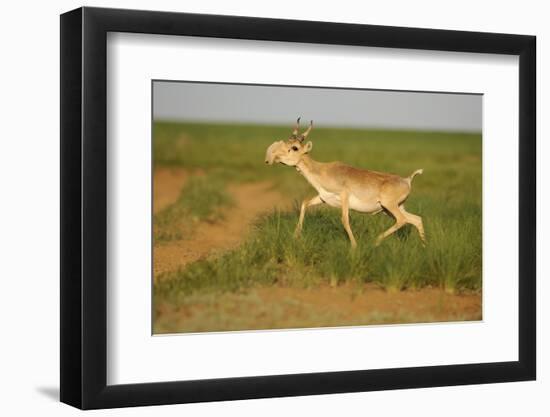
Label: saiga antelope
xmin=264 ymin=118 xmax=425 ymax=248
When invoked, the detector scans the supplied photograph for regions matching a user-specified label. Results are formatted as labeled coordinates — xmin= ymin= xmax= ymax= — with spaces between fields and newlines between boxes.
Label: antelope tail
xmin=406 ymin=168 xmax=423 ymax=185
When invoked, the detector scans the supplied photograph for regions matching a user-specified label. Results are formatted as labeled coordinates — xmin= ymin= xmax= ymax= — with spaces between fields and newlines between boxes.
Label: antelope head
xmin=264 ymin=117 xmax=313 ymax=166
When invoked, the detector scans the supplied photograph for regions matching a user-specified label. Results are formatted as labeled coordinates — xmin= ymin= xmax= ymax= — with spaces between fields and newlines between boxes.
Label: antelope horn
xmin=291 ymin=117 xmax=301 ymax=137
xmin=299 ymin=120 xmax=313 ymax=142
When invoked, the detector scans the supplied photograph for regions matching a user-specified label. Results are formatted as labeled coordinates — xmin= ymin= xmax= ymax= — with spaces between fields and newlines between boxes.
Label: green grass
xmin=155 ymin=205 xmax=481 ymax=306
xmin=153 ymin=121 xmax=482 ymax=300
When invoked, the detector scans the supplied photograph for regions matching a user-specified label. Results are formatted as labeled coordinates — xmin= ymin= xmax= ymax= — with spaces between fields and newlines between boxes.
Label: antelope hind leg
xmin=375 ymin=203 xmax=407 ymax=246
xmin=399 ymin=205 xmax=426 ymax=245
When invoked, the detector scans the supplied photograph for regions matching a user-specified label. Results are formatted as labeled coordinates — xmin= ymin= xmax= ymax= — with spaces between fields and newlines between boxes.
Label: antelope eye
xmin=291 ymin=146 xmax=299 ymax=151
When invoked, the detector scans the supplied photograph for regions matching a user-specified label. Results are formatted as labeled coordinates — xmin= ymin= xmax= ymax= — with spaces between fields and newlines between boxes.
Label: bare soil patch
xmin=154 ymin=284 xmax=482 ymax=333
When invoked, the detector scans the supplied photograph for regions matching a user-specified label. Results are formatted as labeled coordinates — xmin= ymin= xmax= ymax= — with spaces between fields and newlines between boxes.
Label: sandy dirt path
xmin=153 ymin=167 xmax=189 ymax=214
xmin=153 ymin=178 xmax=289 ymax=279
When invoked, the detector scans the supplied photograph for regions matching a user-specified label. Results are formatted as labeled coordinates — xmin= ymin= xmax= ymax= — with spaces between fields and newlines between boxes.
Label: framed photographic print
xmin=60 ymin=6 xmax=536 ymax=409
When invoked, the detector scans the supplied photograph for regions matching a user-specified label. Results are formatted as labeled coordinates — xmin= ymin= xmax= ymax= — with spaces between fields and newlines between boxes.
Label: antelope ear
xmin=303 ymin=141 xmax=313 ymax=153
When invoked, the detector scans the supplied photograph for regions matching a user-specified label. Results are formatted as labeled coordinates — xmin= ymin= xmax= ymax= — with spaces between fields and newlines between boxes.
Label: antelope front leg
xmin=295 ymin=195 xmax=323 ymax=237
xmin=341 ymin=192 xmax=357 ymax=249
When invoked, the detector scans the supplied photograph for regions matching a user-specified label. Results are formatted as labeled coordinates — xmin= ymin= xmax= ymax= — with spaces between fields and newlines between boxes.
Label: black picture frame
xmin=60 ymin=6 xmax=536 ymax=410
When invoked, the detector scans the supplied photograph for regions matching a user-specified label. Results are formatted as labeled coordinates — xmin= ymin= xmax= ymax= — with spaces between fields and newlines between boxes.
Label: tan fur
xmin=265 ymin=119 xmax=425 ymax=247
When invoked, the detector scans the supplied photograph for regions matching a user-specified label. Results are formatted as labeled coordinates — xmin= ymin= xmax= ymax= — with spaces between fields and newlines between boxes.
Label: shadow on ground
xmin=36 ymin=386 xmax=59 ymax=401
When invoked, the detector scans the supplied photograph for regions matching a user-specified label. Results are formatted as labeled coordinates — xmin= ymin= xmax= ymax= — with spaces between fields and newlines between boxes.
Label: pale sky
xmin=153 ymin=81 xmax=482 ymax=132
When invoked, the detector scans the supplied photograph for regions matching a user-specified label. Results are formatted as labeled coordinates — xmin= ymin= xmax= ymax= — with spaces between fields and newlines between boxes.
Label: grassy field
xmin=152 ymin=121 xmax=482 ymax=332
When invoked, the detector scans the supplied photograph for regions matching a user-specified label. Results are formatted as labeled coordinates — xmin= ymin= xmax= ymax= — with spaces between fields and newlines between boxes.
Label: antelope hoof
xmin=350 ymin=241 xmax=357 ymax=250
xmin=294 ymin=229 xmax=302 ymax=238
